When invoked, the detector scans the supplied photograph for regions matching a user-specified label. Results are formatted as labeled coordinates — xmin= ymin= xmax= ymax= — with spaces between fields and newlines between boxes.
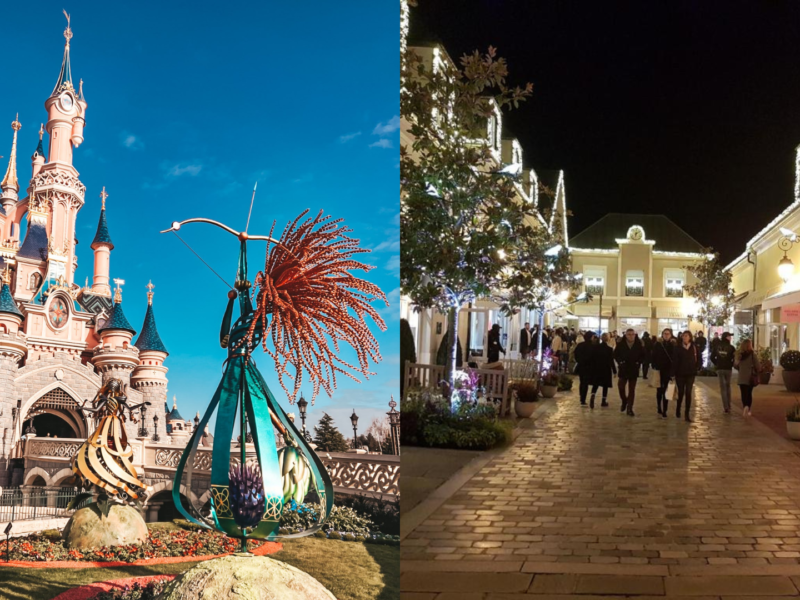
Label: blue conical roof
xmin=91 ymin=208 xmax=114 ymax=250
xmin=98 ymin=301 xmax=136 ymax=335
xmin=0 ymin=283 xmax=22 ymax=318
xmin=134 ymin=303 xmax=168 ymax=354
xmin=168 ymin=406 xmax=184 ymax=421
xmin=33 ymin=136 xmax=45 ymax=161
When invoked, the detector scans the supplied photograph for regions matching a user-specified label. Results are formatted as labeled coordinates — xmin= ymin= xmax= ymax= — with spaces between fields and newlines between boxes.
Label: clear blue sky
xmin=0 ymin=1 xmax=399 ymax=438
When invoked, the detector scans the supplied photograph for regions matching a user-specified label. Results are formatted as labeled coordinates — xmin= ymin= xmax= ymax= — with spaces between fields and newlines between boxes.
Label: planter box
xmin=788 ymin=420 xmax=800 ymax=440
xmin=759 ymin=372 xmax=772 ymax=385
xmin=784 ymin=370 xmax=800 ymax=392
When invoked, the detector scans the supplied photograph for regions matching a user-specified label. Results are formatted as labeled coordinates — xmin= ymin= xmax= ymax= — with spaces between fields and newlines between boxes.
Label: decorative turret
xmin=166 ymin=395 xmax=191 ymax=446
xmin=90 ymin=187 xmax=113 ymax=296
xmin=0 ymin=268 xmax=27 ymax=364
xmin=0 ymin=116 xmax=21 ymax=215
xmin=31 ymin=124 xmax=45 ymax=180
xmin=131 ymin=282 xmax=170 ymax=442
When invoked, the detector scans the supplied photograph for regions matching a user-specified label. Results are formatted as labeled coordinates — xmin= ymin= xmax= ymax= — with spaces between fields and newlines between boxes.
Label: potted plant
xmin=758 ymin=347 xmax=774 ymax=385
xmin=540 ymin=370 xmax=559 ymax=398
xmin=787 ymin=400 xmax=800 ymax=440
xmin=781 ymin=350 xmax=800 ymax=392
xmin=557 ymin=373 xmax=573 ymax=392
xmin=509 ymin=379 xmax=539 ymax=418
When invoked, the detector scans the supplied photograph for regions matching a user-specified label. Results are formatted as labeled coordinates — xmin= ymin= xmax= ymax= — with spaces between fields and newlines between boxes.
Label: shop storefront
xmin=617 ymin=305 xmax=651 ymax=335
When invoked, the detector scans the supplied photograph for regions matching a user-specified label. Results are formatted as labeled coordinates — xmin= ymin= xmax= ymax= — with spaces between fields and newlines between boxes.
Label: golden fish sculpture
xmin=72 ymin=378 xmax=150 ymax=501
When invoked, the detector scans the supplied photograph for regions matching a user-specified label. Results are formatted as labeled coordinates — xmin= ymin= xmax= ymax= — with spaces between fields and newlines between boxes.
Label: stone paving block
xmin=575 ymin=574 xmax=665 ymax=595
xmin=664 ymin=576 xmax=798 ymax=596
xmin=528 ymin=574 xmax=580 ymax=594
xmin=401 ymin=572 xmax=533 ymax=593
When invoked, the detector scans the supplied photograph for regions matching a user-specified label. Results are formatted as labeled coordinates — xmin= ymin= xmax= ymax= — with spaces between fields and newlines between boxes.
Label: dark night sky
xmin=409 ymin=0 xmax=800 ymax=263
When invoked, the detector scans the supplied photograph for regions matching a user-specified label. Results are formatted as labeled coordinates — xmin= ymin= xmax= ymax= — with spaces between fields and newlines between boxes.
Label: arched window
xmin=29 ymin=272 xmax=42 ymax=291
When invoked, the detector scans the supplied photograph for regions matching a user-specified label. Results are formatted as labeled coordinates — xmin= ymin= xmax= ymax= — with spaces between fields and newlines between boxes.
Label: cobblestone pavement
xmin=401 ymin=379 xmax=800 ymax=598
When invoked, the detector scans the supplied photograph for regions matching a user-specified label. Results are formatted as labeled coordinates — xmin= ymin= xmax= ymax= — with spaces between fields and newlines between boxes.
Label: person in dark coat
xmin=651 ymin=328 xmax=676 ymax=417
xmin=694 ymin=331 xmax=707 ymax=371
xmin=590 ymin=333 xmax=616 ymax=408
xmin=614 ymin=329 xmax=645 ymax=416
xmin=487 ymin=324 xmax=505 ymax=363
xmin=641 ymin=332 xmax=654 ymax=379
xmin=710 ymin=331 xmax=735 ymax=413
xmin=530 ymin=324 xmax=540 ymax=356
xmin=574 ymin=331 xmax=596 ymax=407
xmin=672 ymin=330 xmax=700 ymax=422
xmin=520 ymin=322 xmax=532 ymax=359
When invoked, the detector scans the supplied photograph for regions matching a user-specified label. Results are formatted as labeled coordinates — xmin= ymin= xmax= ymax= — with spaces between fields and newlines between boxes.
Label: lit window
xmin=664 ymin=269 xmax=684 ymax=298
xmin=585 ymin=276 xmax=604 ymax=296
xmin=626 ymin=271 xmax=645 ymax=297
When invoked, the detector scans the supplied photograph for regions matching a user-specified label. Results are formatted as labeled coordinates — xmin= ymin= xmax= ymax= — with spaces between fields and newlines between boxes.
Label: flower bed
xmin=52 ymin=576 xmax=175 ymax=600
xmin=3 ymin=529 xmax=269 ymax=564
xmin=277 ymin=500 xmax=399 ymax=544
xmin=401 ymin=387 xmax=512 ymax=450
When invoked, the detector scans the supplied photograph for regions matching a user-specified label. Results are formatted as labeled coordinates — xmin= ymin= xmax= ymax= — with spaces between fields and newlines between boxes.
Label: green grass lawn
xmin=0 ymin=537 xmax=398 ymax=600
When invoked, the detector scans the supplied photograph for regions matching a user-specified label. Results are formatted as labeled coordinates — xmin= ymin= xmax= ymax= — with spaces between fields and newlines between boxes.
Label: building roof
xmin=0 ymin=283 xmax=22 ymax=317
xmin=17 ymin=219 xmax=49 ymax=260
xmin=52 ymin=38 xmax=73 ymax=96
xmin=90 ymin=208 xmax=114 ymax=250
xmin=134 ymin=303 xmax=168 ymax=354
xmin=569 ymin=213 xmax=706 ymax=254
xmin=167 ymin=406 xmax=184 ymax=422
xmin=97 ymin=300 xmax=136 ymax=335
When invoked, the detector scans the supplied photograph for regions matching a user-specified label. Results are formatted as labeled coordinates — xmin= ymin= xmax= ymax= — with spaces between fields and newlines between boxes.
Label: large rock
xmin=158 ymin=555 xmax=336 ymax=600
xmin=63 ymin=502 xmax=148 ymax=549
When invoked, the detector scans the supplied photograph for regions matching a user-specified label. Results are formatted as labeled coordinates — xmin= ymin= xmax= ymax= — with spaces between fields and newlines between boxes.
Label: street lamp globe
xmin=297 ymin=394 xmax=308 ymax=418
xmin=779 ymin=254 xmax=794 ymax=282
xmin=350 ymin=409 xmax=359 ymax=430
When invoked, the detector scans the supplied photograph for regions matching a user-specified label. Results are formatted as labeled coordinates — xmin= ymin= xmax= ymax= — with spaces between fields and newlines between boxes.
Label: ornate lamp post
xmin=350 ymin=409 xmax=359 ymax=449
xmin=152 ymin=414 xmax=160 ymax=443
xmin=297 ymin=394 xmax=308 ymax=436
xmin=387 ymin=395 xmax=400 ymax=455
xmin=779 ymin=230 xmax=799 ymax=282
xmin=138 ymin=403 xmax=149 ymax=438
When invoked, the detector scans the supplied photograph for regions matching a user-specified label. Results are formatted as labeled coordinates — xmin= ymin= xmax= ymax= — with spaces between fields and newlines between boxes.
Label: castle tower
xmin=166 ymin=395 xmax=191 ymax=446
xmin=91 ymin=280 xmax=139 ymax=439
xmin=131 ymin=282 xmax=169 ymax=442
xmin=0 ymin=116 xmax=21 ymax=219
xmin=30 ymin=13 xmax=88 ymax=287
xmin=0 ymin=269 xmax=26 ymax=485
xmin=90 ymin=187 xmax=113 ymax=296
xmin=31 ymin=124 xmax=45 ymax=181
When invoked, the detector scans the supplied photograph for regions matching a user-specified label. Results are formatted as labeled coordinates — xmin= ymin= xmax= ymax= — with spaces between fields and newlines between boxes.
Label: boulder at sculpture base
xmin=157 ymin=555 xmax=336 ymax=600
xmin=63 ymin=502 xmax=148 ymax=549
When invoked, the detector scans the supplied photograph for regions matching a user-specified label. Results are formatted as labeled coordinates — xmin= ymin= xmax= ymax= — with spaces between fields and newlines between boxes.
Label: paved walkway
xmin=401 ymin=378 xmax=800 ymax=598
xmin=401 ymin=447 xmax=484 ymax=514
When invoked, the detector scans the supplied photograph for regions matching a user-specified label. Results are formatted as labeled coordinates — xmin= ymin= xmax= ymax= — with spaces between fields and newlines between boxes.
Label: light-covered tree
xmin=401 ymin=41 xmax=532 ymax=392
xmin=684 ymin=251 xmax=735 ymax=327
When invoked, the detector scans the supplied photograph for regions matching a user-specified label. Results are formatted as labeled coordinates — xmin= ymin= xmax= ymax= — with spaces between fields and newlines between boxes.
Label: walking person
xmin=531 ymin=324 xmax=540 ymax=356
xmin=574 ymin=332 xmax=596 ymax=406
xmin=694 ymin=331 xmax=707 ymax=371
xmin=520 ymin=322 xmax=532 ymax=360
xmin=590 ymin=333 xmax=616 ymax=408
xmin=651 ymin=328 xmax=676 ymax=417
xmin=487 ymin=324 xmax=505 ymax=363
xmin=641 ymin=332 xmax=653 ymax=379
xmin=673 ymin=330 xmax=699 ymax=422
xmin=614 ymin=329 xmax=645 ymax=416
xmin=734 ymin=339 xmax=760 ymax=417
xmin=710 ymin=332 xmax=735 ymax=413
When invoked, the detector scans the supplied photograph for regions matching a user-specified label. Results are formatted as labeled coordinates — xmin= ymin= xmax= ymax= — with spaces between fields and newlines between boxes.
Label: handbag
xmin=750 ymin=365 xmax=760 ymax=388
xmin=648 ymin=366 xmax=660 ymax=388
xmin=667 ymin=380 xmax=677 ymax=400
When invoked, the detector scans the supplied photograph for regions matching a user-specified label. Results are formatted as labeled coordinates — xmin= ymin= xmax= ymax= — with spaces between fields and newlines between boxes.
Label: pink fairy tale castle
xmin=0 ymin=18 xmax=199 ymax=488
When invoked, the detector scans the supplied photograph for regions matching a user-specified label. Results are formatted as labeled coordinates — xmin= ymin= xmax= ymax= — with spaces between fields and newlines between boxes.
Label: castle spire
xmin=97 ymin=279 xmax=136 ymax=335
xmin=134 ymin=282 xmax=169 ymax=354
xmin=91 ymin=187 xmax=114 ymax=249
xmin=52 ymin=11 xmax=74 ymax=96
xmin=33 ymin=124 xmax=45 ymax=159
xmin=1 ymin=116 xmax=21 ymax=197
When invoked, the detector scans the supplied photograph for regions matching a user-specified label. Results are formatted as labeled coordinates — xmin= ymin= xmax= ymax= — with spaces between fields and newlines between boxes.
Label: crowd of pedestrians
xmin=569 ymin=327 xmax=762 ymax=422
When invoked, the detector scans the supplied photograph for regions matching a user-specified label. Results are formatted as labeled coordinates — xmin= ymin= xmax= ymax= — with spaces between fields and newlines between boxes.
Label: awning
xmin=762 ymin=289 xmax=800 ymax=310
xmin=732 ymin=291 xmax=749 ymax=304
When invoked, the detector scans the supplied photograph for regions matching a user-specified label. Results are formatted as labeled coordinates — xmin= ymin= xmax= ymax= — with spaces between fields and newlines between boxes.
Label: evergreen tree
xmin=435 ymin=331 xmax=463 ymax=368
xmin=312 ymin=413 xmax=350 ymax=452
xmin=381 ymin=434 xmax=395 ymax=455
